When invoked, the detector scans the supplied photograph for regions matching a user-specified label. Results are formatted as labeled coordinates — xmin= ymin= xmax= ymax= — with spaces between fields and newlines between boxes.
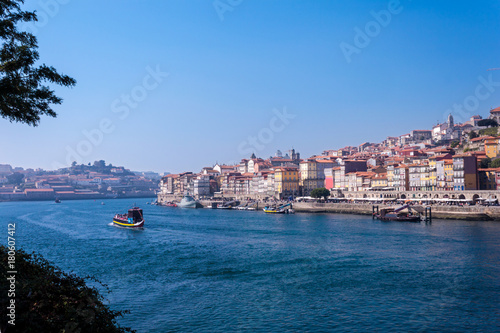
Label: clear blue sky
xmin=1 ymin=0 xmax=500 ymax=173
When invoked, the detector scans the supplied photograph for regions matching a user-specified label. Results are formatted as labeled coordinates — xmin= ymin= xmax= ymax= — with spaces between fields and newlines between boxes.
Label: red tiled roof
xmin=470 ymin=136 xmax=493 ymax=142
xmin=25 ymin=189 xmax=54 ymax=192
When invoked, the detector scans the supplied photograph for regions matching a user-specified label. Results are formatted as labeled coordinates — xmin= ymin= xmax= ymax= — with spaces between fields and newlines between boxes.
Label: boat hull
xmin=112 ymin=217 xmax=144 ymax=228
xmin=377 ymin=215 xmax=420 ymax=222
xmin=178 ymin=202 xmax=197 ymax=208
xmin=263 ymin=203 xmax=293 ymax=214
xmin=263 ymin=208 xmax=285 ymax=214
xmin=178 ymin=195 xmax=199 ymax=208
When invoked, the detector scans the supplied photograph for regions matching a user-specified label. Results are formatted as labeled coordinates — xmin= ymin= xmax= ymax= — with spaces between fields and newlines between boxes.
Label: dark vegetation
xmin=310 ymin=187 xmax=330 ymax=200
xmin=0 ymin=0 xmax=76 ymax=126
xmin=0 ymin=245 xmax=135 ymax=332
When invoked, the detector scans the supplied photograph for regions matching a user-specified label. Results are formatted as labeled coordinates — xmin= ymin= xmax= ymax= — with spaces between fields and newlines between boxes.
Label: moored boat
xmin=113 ymin=207 xmax=145 ymax=228
xmin=375 ymin=204 xmax=420 ymax=222
xmin=263 ymin=203 xmax=293 ymax=214
xmin=177 ymin=195 xmax=199 ymax=208
xmin=217 ymin=200 xmax=240 ymax=209
xmin=263 ymin=206 xmax=284 ymax=214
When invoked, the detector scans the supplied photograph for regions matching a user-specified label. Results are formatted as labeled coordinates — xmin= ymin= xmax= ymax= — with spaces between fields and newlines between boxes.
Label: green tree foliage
xmin=310 ymin=187 xmax=330 ymax=200
xmin=480 ymin=157 xmax=491 ymax=169
xmin=479 ymin=127 xmax=498 ymax=137
xmin=450 ymin=140 xmax=460 ymax=148
xmin=0 ymin=245 xmax=135 ymax=332
xmin=491 ymin=158 xmax=500 ymax=168
xmin=94 ymin=160 xmax=106 ymax=169
xmin=468 ymin=131 xmax=479 ymax=140
xmin=478 ymin=119 xmax=498 ymax=128
xmin=0 ymin=0 xmax=76 ymax=126
xmin=6 ymin=172 xmax=23 ymax=185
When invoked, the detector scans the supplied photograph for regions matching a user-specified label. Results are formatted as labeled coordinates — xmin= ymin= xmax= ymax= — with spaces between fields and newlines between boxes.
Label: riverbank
xmin=292 ymin=202 xmax=500 ymax=220
xmin=195 ymin=200 xmax=500 ymax=221
xmin=0 ymin=194 xmax=156 ymax=203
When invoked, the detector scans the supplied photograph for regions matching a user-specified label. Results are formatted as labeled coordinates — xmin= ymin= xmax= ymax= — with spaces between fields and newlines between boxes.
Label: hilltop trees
xmin=478 ymin=119 xmax=498 ymax=128
xmin=0 ymin=0 xmax=76 ymax=126
xmin=6 ymin=172 xmax=23 ymax=185
xmin=94 ymin=160 xmax=106 ymax=169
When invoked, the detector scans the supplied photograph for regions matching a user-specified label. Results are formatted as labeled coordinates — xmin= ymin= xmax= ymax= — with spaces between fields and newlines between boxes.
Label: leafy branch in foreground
xmin=0 ymin=0 xmax=76 ymax=126
xmin=0 ymin=245 xmax=134 ymax=333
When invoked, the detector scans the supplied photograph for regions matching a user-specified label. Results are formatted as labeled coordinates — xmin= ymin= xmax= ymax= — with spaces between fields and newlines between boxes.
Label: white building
xmin=432 ymin=114 xmax=461 ymax=142
xmin=193 ymin=175 xmax=211 ymax=197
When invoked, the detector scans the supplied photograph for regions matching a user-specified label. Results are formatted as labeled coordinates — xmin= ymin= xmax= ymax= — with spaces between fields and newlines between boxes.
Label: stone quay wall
xmin=293 ymin=202 xmax=500 ymax=220
xmin=336 ymin=190 xmax=499 ymax=201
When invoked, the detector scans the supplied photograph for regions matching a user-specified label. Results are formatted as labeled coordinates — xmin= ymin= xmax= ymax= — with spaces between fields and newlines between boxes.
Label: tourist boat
xmin=375 ymin=204 xmax=420 ymax=222
xmin=177 ymin=195 xmax=199 ymax=208
xmin=55 ymin=198 xmax=61 ymax=203
xmin=263 ymin=203 xmax=293 ymax=214
xmin=113 ymin=207 xmax=145 ymax=228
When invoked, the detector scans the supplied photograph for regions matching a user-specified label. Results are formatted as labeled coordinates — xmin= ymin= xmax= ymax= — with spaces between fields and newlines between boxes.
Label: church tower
xmin=447 ymin=113 xmax=454 ymax=128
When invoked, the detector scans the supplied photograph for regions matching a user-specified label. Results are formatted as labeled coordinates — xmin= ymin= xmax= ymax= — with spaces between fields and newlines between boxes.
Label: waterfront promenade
xmin=292 ymin=202 xmax=500 ymax=220
xmin=161 ymin=191 xmax=500 ymax=221
xmin=336 ymin=190 xmax=500 ymax=202
xmin=191 ymin=199 xmax=500 ymax=220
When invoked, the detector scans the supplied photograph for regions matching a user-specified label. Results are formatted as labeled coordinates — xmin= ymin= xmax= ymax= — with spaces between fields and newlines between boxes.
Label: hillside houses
xmin=0 ymin=162 xmax=158 ymax=201
xmin=159 ymin=107 xmax=500 ymax=200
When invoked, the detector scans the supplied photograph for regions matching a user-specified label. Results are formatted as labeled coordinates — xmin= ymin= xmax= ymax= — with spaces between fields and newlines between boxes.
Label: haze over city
xmin=1 ymin=0 xmax=499 ymax=173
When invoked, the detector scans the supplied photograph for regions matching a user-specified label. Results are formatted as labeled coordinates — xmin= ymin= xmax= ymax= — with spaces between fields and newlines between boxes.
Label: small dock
xmin=372 ymin=204 xmax=431 ymax=222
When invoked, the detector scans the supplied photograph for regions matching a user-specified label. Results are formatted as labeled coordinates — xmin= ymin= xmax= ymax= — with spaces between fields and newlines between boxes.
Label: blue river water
xmin=1 ymin=198 xmax=500 ymax=332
